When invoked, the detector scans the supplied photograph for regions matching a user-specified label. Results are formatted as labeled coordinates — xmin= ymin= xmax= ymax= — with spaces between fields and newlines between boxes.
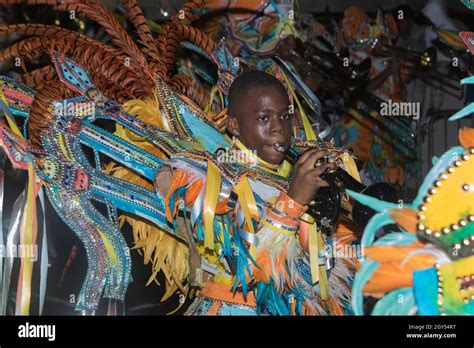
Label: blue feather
xmin=373 ymin=231 xmax=418 ymax=246
xmin=346 ymin=189 xmax=398 ymax=214
xmin=371 ymin=287 xmax=416 ymax=315
xmin=351 ymin=260 xmax=380 ymax=315
xmin=361 ymin=212 xmax=396 ymax=250
xmin=449 ymin=102 xmax=474 ymax=121
xmin=461 ymin=76 xmax=474 ymax=84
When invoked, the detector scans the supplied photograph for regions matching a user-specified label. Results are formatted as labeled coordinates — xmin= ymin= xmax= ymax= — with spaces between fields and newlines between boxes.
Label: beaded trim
xmin=417 ymin=148 xmax=474 ymax=257
xmin=436 ymin=262 xmax=474 ymax=315
xmin=458 ymin=273 xmax=474 ymax=305
xmin=435 ymin=263 xmax=446 ymax=316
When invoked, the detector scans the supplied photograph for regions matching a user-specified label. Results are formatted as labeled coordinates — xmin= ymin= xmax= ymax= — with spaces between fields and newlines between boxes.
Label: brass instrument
xmin=277 ymin=37 xmax=418 ymax=165
xmin=278 ymin=143 xmax=399 ymax=228
xmin=383 ymin=46 xmax=463 ymax=97
xmin=383 ymin=46 xmax=436 ymax=69
xmin=287 ymin=40 xmax=417 ymax=155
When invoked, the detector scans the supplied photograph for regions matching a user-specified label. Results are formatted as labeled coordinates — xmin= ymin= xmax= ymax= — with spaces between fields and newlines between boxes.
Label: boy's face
xmin=227 ymin=86 xmax=292 ymax=165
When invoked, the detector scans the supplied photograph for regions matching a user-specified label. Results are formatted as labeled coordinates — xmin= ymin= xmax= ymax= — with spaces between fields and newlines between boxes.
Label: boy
xmin=155 ymin=70 xmax=356 ymax=315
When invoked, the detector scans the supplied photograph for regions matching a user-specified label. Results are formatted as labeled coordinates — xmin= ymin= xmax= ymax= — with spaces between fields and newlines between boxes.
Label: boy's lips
xmin=270 ymin=141 xmax=288 ymax=154
xmin=273 ymin=143 xmax=286 ymax=153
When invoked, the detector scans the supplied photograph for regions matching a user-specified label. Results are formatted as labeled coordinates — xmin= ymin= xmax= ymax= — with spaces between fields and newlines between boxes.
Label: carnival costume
xmin=154 ymin=136 xmax=363 ymax=315
xmin=197 ymin=0 xmax=295 ymax=56
xmin=350 ymin=76 xmax=474 ymax=315
xmin=0 ymin=0 xmax=361 ymax=315
xmin=331 ymin=5 xmax=415 ymax=186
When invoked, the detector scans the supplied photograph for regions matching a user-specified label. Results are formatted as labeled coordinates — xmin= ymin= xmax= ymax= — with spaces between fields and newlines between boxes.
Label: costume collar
xmin=233 ymin=138 xmax=291 ymax=177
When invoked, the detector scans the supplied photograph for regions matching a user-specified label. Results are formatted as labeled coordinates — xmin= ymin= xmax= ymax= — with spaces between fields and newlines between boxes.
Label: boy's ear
xmin=226 ymin=116 xmax=240 ymax=137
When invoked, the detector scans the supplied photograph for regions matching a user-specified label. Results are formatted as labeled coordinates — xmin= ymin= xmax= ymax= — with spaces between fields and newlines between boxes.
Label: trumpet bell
xmin=352 ymin=183 xmax=399 ymax=228
xmin=418 ymin=47 xmax=437 ymax=70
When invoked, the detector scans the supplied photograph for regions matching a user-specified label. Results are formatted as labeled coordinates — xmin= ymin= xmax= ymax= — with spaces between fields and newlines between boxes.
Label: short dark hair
xmin=228 ymin=70 xmax=289 ymax=117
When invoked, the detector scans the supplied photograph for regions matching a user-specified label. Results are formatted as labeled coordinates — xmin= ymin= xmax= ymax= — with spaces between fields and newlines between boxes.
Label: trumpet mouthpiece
xmin=274 ymin=142 xmax=286 ymax=153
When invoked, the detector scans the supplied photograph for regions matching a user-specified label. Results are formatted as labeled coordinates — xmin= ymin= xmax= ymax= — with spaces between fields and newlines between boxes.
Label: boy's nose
xmin=270 ymin=116 xmax=285 ymax=134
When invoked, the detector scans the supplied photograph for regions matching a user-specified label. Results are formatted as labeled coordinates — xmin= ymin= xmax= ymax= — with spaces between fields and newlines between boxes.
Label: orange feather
xmin=253 ymin=251 xmax=272 ymax=284
xmin=459 ymin=127 xmax=474 ymax=149
xmin=389 ymin=208 xmax=418 ymax=233
xmin=362 ymin=244 xmax=437 ymax=296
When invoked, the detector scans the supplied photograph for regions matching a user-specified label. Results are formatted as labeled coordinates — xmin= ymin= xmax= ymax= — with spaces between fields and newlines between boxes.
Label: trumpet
xmin=276 ymin=143 xmax=399 ymax=228
xmin=382 ymin=46 xmax=436 ymax=69
xmin=382 ymin=46 xmax=463 ymax=97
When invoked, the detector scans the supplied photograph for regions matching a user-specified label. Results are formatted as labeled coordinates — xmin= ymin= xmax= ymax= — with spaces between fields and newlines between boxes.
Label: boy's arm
xmin=259 ymin=191 xmax=308 ymax=237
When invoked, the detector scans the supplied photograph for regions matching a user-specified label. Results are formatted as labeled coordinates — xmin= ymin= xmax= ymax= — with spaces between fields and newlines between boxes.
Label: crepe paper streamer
xmin=1 ymin=190 xmax=25 ymax=315
xmin=360 ymin=212 xmax=394 ymax=250
xmin=38 ymin=189 xmax=48 ymax=315
xmin=203 ymin=160 xmax=222 ymax=250
xmin=15 ymin=162 xmax=38 ymax=315
xmin=373 ymin=231 xmax=418 ymax=247
xmin=280 ymin=71 xmax=317 ymax=141
xmin=234 ymin=175 xmax=259 ymax=259
xmin=300 ymin=213 xmax=324 ymax=288
xmin=342 ymin=155 xmax=362 ymax=183
xmin=316 ymin=228 xmax=329 ymax=300
xmin=0 ymin=89 xmax=24 ymax=140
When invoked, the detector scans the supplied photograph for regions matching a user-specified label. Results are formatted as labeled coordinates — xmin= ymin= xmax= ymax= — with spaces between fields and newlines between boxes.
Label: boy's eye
xmin=281 ymin=114 xmax=292 ymax=120
xmin=258 ymin=115 xmax=269 ymax=121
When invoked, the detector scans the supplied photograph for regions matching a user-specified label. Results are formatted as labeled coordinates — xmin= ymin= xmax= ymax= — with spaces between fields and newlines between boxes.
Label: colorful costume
xmin=0 ymin=0 xmax=235 ymax=315
xmin=199 ymin=0 xmax=296 ymax=56
xmin=334 ymin=6 xmax=414 ymax=186
xmin=0 ymin=0 xmax=360 ymax=315
xmin=155 ymin=138 xmax=361 ymax=315
xmin=350 ymin=76 xmax=474 ymax=315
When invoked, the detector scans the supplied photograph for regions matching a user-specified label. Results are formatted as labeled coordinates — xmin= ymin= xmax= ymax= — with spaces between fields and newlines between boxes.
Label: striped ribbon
xmin=1 ymin=190 xmax=25 ymax=315
xmin=15 ymin=162 xmax=38 ymax=315
xmin=203 ymin=160 xmax=222 ymax=250
xmin=0 ymin=89 xmax=23 ymax=139
xmin=38 ymin=189 xmax=48 ymax=315
xmin=234 ymin=176 xmax=259 ymax=260
xmin=300 ymin=213 xmax=329 ymax=300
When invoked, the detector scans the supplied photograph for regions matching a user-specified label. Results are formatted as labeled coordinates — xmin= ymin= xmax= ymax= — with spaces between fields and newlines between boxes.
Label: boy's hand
xmin=287 ymin=149 xmax=337 ymax=206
